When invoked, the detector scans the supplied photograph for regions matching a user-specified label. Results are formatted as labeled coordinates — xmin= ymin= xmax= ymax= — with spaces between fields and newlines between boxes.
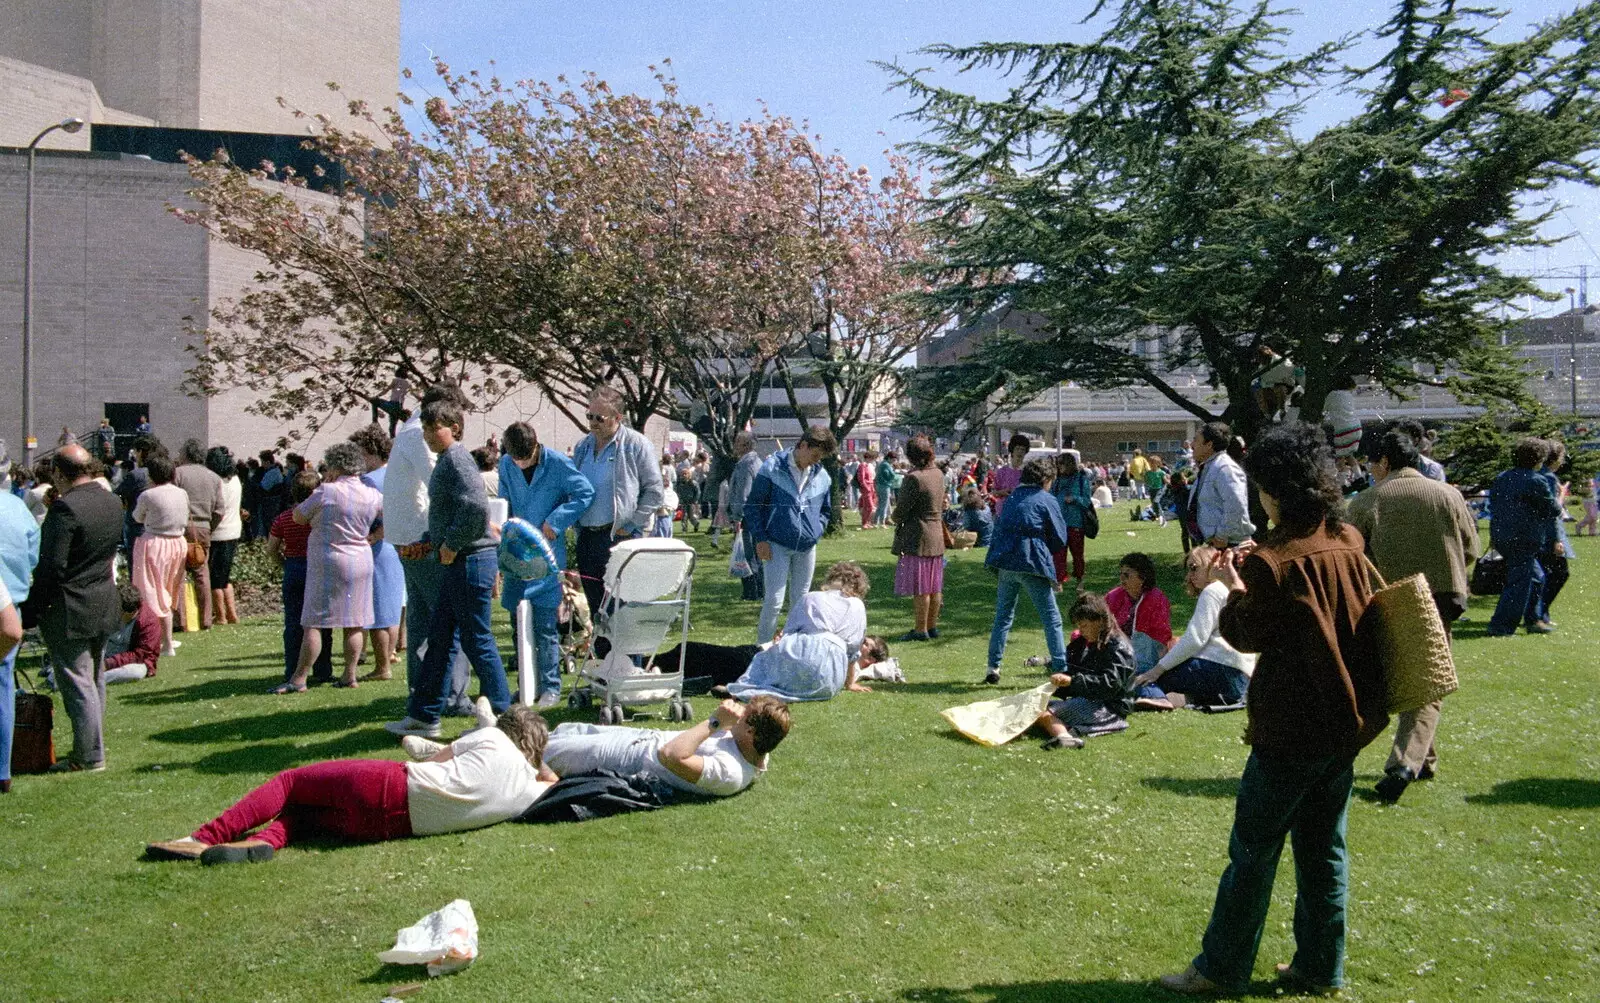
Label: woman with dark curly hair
xmin=273 ymin=442 xmax=383 ymax=693
xmin=1161 ymin=423 xmax=1387 ymax=997
xmin=205 ymin=446 xmax=243 ymax=626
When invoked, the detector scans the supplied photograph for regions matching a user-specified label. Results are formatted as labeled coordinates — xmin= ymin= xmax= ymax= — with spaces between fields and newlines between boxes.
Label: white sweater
xmin=1153 ymin=581 xmax=1256 ymax=676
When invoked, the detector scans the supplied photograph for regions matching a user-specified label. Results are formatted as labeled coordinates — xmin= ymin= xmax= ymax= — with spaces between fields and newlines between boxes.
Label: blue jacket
xmin=498 ymin=449 xmax=594 ymax=610
xmin=746 ymin=450 xmax=833 ymax=552
xmin=1489 ymin=466 xmax=1560 ymax=555
xmin=0 ymin=491 xmax=40 ymax=604
xmin=1052 ymin=470 xmax=1094 ymax=531
xmin=985 ymin=484 xmax=1067 ymax=580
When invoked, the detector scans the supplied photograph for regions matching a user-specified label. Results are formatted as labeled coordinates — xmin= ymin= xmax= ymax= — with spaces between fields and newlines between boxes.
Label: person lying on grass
xmin=417 ymin=696 xmax=789 ymax=799
xmin=655 ymin=633 xmax=890 ymax=694
xmin=1031 ymin=591 xmax=1137 ymax=750
xmin=713 ymin=560 xmax=882 ymax=702
xmin=145 ymin=705 xmax=551 ymax=865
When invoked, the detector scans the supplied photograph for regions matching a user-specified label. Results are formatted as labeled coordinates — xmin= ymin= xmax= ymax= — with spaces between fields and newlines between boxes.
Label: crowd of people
xmin=0 ymin=375 xmax=1587 ymax=998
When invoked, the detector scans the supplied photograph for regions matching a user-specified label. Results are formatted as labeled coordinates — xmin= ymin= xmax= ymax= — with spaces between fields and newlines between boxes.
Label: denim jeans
xmin=407 ymin=549 xmax=511 ymax=724
xmin=1528 ymin=552 xmax=1568 ymax=625
xmin=1139 ymin=656 xmax=1249 ymax=706
xmin=987 ymin=569 xmax=1067 ymax=671
xmin=874 ymin=488 xmax=893 ymax=527
xmin=0 ymin=645 xmax=15 ymax=783
xmin=758 ymin=542 xmax=817 ymax=643
xmin=1488 ymin=549 xmax=1543 ymax=635
xmin=399 ymin=554 xmax=461 ymax=701
xmin=513 ymin=601 xmax=562 ymax=698
xmin=280 ymin=557 xmax=332 ymax=683
xmin=1193 ymin=749 xmax=1356 ymax=989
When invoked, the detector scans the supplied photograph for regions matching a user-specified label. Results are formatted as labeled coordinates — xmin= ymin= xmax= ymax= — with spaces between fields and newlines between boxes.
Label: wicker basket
xmin=1359 ymin=559 xmax=1459 ymax=713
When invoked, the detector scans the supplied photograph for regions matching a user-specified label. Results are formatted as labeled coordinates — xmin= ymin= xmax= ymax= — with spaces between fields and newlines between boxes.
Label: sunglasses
xmin=586 ymin=412 xmax=617 ymax=423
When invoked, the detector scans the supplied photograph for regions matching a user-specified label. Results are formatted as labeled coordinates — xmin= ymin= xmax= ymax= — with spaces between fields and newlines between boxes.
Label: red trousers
xmin=1053 ymin=528 xmax=1086 ymax=582
xmin=193 ymin=759 xmax=412 ymax=849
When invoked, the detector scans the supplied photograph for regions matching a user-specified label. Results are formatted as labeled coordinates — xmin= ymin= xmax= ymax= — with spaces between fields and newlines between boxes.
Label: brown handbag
xmin=185 ymin=539 xmax=208 ymax=570
xmin=12 ymin=667 xmax=56 ymax=774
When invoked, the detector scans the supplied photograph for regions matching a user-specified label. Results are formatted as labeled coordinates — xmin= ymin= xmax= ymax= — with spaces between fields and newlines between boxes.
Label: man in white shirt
xmin=384 ymin=382 xmax=472 ymax=714
xmin=542 ymin=696 xmax=790 ymax=798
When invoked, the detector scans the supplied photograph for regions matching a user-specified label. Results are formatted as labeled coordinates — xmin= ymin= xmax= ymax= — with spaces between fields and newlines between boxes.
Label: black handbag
xmin=1082 ymin=504 xmax=1100 ymax=540
xmin=1470 ymin=551 xmax=1506 ymax=596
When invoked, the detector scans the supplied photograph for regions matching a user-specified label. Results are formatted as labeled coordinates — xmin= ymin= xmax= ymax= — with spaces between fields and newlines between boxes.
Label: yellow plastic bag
xmin=183 ymin=580 xmax=201 ymax=633
xmin=941 ymin=683 xmax=1054 ymax=747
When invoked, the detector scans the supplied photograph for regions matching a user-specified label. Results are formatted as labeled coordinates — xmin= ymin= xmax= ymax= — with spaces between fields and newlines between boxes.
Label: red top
xmin=1105 ymin=585 xmax=1174 ymax=645
xmin=104 ymin=603 xmax=163 ymax=676
xmin=270 ymin=509 xmax=312 ymax=559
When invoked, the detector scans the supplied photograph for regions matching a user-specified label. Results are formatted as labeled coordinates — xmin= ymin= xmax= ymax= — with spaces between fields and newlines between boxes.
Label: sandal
xmin=268 ymin=682 xmax=307 ymax=695
xmin=334 ymin=678 xmax=359 ymax=689
xmin=359 ymin=669 xmax=392 ymax=682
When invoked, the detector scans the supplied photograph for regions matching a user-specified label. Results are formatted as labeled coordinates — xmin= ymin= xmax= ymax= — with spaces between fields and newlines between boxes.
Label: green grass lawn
xmin=3 ymin=515 xmax=1597 ymax=1002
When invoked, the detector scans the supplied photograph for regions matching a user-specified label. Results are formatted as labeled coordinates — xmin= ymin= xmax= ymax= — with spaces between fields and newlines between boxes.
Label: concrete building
xmin=919 ymin=307 xmax=1600 ymax=462
xmin=1 ymin=2 xmax=645 ymax=463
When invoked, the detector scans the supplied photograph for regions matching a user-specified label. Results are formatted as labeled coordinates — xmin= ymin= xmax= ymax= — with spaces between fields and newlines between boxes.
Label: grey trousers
xmin=49 ymin=635 xmax=110 ymax=767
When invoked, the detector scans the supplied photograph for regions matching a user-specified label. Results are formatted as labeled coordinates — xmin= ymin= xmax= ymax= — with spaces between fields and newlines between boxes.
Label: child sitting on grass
xmin=1031 ymin=591 xmax=1137 ymax=749
xmin=145 ymin=705 xmax=552 ymax=865
xmin=104 ymin=582 xmax=162 ymax=683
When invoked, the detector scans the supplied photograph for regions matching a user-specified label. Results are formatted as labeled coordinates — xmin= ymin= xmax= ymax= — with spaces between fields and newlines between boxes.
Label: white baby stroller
xmin=566 ymin=537 xmax=697 ymax=724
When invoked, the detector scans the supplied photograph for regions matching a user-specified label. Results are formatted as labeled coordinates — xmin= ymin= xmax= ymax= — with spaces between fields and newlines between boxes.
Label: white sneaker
xmin=473 ymin=696 xmax=497 ymax=729
xmin=535 ymin=691 xmax=562 ymax=709
xmin=382 ymin=716 xmax=441 ymax=738
xmin=401 ymin=735 xmax=445 ymax=760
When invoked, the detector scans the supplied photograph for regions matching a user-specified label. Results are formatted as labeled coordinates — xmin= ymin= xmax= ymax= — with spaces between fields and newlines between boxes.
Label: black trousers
xmin=654 ymin=641 xmax=761 ymax=686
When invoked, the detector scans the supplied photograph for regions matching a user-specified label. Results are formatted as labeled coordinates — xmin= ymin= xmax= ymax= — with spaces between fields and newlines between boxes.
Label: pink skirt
xmin=894 ymin=554 xmax=945 ymax=597
xmin=133 ymin=534 xmax=188 ymax=617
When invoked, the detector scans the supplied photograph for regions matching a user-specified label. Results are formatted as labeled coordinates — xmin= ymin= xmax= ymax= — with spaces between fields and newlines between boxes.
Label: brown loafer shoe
xmin=1158 ymin=966 xmax=1221 ymax=995
xmin=146 ymin=837 xmax=209 ymax=861
xmin=200 ymin=839 xmax=275 ymax=865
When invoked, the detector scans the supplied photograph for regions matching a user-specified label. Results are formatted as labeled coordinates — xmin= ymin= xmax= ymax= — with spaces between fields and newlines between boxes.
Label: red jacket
xmin=105 ymin=604 xmax=162 ymax=677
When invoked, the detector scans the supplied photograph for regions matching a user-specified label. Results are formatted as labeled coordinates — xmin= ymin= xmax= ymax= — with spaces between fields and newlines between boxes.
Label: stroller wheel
xmin=677 ymin=699 xmax=692 ymax=721
xmin=668 ymin=701 xmax=684 ymax=722
xmin=567 ymin=692 xmax=581 ymax=710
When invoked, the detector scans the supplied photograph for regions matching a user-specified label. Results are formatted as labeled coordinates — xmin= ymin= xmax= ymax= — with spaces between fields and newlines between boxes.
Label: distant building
xmin=1 ymin=1 xmax=634 ymax=461
xmin=918 ymin=306 xmax=1600 ymax=460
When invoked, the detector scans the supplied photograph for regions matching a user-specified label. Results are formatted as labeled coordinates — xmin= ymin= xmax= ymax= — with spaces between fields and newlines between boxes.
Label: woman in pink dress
xmin=273 ymin=443 xmax=383 ymax=692
xmin=856 ymin=450 xmax=879 ymax=529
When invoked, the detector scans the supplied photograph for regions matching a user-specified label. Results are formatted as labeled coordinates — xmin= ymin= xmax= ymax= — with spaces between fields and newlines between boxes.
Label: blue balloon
xmin=498 ymin=517 xmax=559 ymax=581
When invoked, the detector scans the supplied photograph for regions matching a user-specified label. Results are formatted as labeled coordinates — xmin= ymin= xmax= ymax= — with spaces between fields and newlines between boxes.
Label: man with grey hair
xmin=571 ymin=385 xmax=665 ymax=616
xmin=727 ymin=431 xmax=765 ymax=602
xmin=172 ymin=438 xmax=226 ymax=631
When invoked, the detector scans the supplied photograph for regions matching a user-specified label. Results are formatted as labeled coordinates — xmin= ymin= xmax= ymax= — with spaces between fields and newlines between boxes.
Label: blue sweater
xmin=1489 ymin=467 xmax=1560 ymax=555
xmin=746 ymin=450 xmax=833 ymax=552
xmin=1052 ymin=470 xmax=1094 ymax=531
xmin=985 ymin=484 xmax=1067 ymax=580
xmin=498 ymin=449 xmax=594 ymax=610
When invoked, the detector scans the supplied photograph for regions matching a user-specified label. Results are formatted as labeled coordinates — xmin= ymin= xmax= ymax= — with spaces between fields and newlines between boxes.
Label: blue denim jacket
xmin=1489 ymin=466 xmax=1560 ymax=555
xmin=985 ymin=484 xmax=1067 ymax=580
xmin=0 ymin=492 xmax=39 ymax=604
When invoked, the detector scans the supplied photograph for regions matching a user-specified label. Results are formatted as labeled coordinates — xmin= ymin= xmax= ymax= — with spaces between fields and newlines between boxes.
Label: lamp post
xmin=1569 ymin=287 xmax=1579 ymax=415
xmin=22 ymin=117 xmax=85 ymax=469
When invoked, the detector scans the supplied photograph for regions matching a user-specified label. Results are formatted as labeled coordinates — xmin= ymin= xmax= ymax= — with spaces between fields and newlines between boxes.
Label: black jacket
xmin=34 ymin=482 xmax=123 ymax=642
xmin=1056 ymin=633 xmax=1137 ymax=719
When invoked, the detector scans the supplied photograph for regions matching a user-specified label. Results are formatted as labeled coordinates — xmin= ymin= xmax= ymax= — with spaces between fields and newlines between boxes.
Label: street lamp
xmin=1568 ymin=287 xmax=1579 ymax=415
xmin=22 ymin=117 xmax=85 ymax=468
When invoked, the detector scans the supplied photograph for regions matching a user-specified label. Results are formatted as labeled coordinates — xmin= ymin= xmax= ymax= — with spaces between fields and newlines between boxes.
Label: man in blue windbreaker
xmin=497 ymin=422 xmax=594 ymax=706
xmin=745 ymin=426 xmax=837 ymax=643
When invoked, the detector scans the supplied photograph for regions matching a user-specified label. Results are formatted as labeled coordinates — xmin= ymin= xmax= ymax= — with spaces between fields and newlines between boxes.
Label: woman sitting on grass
xmin=706 ymin=561 xmax=883 ymax=702
xmin=145 ymin=705 xmax=552 ymax=865
xmin=1105 ymin=552 xmax=1174 ymax=676
xmin=1030 ymin=591 xmax=1137 ymax=749
xmin=1132 ymin=546 xmax=1256 ymax=711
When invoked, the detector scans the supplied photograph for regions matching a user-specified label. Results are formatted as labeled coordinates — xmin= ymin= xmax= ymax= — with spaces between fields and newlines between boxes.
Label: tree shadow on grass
xmin=1140 ymin=776 xmax=1240 ymax=799
xmin=1465 ymin=778 xmax=1600 ymax=809
xmin=900 ymin=977 xmax=1266 ymax=1002
xmin=144 ymin=729 xmax=399 ymax=775
xmin=148 ymin=699 xmax=409 ymax=744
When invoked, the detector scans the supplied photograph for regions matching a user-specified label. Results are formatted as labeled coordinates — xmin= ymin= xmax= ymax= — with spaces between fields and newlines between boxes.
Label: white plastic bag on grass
xmin=378 ymin=899 xmax=478 ymax=976
xmin=941 ymin=683 xmax=1054 ymax=747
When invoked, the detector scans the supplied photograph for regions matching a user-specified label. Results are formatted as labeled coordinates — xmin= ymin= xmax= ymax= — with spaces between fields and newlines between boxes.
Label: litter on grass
xmin=941 ymin=684 xmax=1054 ymax=747
xmin=377 ymin=899 xmax=478 ymax=977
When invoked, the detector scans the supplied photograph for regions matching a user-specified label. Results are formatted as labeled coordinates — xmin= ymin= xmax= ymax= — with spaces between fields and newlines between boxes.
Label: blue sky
xmin=402 ymin=0 xmax=1595 ymax=315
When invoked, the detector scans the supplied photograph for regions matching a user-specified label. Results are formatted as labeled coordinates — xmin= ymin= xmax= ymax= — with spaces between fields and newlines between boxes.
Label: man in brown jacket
xmin=1347 ymin=429 xmax=1480 ymax=803
xmin=171 ymin=439 xmax=226 ymax=631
